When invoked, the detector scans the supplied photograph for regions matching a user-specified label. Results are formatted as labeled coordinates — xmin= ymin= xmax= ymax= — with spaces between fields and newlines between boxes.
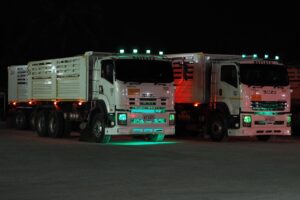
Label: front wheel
xmin=91 ymin=114 xmax=111 ymax=143
xmin=208 ymin=113 xmax=227 ymax=142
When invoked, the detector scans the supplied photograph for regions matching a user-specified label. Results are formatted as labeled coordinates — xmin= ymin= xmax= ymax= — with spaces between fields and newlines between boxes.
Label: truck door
xmin=219 ymin=64 xmax=240 ymax=114
xmin=213 ymin=64 xmax=240 ymax=115
xmin=99 ymin=60 xmax=116 ymax=110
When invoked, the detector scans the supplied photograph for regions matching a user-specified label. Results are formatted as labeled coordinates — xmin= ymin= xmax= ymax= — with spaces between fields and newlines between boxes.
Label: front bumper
xmin=228 ymin=113 xmax=291 ymax=136
xmin=105 ymin=125 xmax=175 ymax=135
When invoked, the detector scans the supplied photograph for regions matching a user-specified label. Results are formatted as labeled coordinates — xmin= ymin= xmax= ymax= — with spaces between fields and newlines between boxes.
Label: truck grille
xmin=129 ymin=98 xmax=167 ymax=106
xmin=251 ymin=101 xmax=286 ymax=111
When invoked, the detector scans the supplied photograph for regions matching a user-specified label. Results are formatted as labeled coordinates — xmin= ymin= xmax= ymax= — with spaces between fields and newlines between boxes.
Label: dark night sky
xmin=0 ymin=1 xmax=299 ymax=90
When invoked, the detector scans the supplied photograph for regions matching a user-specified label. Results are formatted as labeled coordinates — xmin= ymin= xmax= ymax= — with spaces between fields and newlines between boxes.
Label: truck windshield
xmin=240 ymin=64 xmax=289 ymax=86
xmin=115 ymin=59 xmax=173 ymax=83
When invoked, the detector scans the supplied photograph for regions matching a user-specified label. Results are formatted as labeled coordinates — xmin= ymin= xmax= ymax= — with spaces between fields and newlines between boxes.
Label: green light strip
xmin=131 ymin=109 xmax=166 ymax=113
xmin=256 ymin=111 xmax=277 ymax=116
xmin=131 ymin=118 xmax=166 ymax=124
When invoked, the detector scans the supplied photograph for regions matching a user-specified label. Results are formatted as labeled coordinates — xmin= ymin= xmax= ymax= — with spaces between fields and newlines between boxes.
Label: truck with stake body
xmin=8 ymin=51 xmax=175 ymax=143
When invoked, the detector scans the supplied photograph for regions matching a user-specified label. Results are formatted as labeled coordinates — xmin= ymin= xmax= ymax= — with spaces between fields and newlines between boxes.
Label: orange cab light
xmin=54 ymin=101 xmax=58 ymax=106
xmin=28 ymin=101 xmax=33 ymax=105
xmin=78 ymin=101 xmax=83 ymax=106
xmin=12 ymin=102 xmax=17 ymax=106
xmin=251 ymin=94 xmax=262 ymax=101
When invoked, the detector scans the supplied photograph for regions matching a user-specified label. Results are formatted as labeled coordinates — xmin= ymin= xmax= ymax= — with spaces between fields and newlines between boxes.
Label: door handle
xmin=99 ymin=85 xmax=103 ymax=94
xmin=219 ymin=89 xmax=222 ymax=96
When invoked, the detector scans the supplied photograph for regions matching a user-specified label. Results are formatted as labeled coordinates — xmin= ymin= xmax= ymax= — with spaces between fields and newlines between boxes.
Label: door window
xmin=221 ymin=65 xmax=237 ymax=87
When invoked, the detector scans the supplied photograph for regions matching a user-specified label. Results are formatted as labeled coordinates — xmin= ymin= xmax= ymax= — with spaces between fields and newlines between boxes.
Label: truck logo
xmin=142 ymin=92 xmax=154 ymax=98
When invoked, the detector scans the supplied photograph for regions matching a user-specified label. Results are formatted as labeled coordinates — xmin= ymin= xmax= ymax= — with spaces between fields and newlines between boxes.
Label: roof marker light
xmin=253 ymin=54 xmax=258 ymax=59
xmin=275 ymin=56 xmax=280 ymax=60
xmin=242 ymin=54 xmax=247 ymax=58
xmin=159 ymin=51 xmax=164 ymax=55
xmin=264 ymin=54 xmax=269 ymax=59
xmin=133 ymin=49 xmax=138 ymax=54
xmin=119 ymin=49 xmax=125 ymax=54
xmin=146 ymin=49 xmax=151 ymax=54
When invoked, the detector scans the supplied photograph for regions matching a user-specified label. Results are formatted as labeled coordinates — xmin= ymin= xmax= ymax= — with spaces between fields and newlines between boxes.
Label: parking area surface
xmin=1 ymin=125 xmax=300 ymax=200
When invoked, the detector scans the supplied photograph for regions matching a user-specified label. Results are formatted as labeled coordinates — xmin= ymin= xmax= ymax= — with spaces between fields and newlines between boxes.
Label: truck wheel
xmin=91 ymin=114 xmax=111 ymax=143
xmin=36 ymin=110 xmax=49 ymax=137
xmin=48 ymin=110 xmax=64 ymax=138
xmin=256 ymin=135 xmax=271 ymax=142
xmin=29 ymin=111 xmax=37 ymax=130
xmin=15 ymin=110 xmax=27 ymax=130
xmin=148 ymin=134 xmax=165 ymax=142
xmin=208 ymin=113 xmax=227 ymax=142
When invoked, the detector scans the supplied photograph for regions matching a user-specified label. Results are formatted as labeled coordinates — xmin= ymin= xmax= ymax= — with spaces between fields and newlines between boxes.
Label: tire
xmin=208 ymin=113 xmax=227 ymax=142
xmin=148 ymin=134 xmax=165 ymax=142
xmin=36 ymin=110 xmax=49 ymax=137
xmin=29 ymin=111 xmax=37 ymax=131
xmin=15 ymin=110 xmax=27 ymax=130
xmin=48 ymin=110 xmax=64 ymax=138
xmin=90 ymin=114 xmax=111 ymax=143
xmin=256 ymin=135 xmax=271 ymax=142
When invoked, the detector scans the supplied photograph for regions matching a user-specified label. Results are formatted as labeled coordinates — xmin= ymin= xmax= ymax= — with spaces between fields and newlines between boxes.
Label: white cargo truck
xmin=167 ymin=52 xmax=291 ymax=141
xmin=8 ymin=51 xmax=175 ymax=142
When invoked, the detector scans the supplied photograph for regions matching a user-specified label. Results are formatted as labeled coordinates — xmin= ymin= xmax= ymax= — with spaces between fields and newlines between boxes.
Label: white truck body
xmin=167 ymin=52 xmax=291 ymax=140
xmin=28 ymin=55 xmax=87 ymax=101
xmin=8 ymin=65 xmax=29 ymax=103
xmin=8 ymin=52 xmax=175 ymax=142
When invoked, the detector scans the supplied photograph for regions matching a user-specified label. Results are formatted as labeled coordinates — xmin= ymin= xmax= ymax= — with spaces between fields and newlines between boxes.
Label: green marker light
xmin=243 ymin=115 xmax=252 ymax=123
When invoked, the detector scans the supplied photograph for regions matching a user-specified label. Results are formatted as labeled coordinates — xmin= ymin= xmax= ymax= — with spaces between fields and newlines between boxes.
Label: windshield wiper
xmin=154 ymin=82 xmax=166 ymax=85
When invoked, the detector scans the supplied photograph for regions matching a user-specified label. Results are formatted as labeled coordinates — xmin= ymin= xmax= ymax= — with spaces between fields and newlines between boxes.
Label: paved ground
xmin=1 ymin=124 xmax=300 ymax=200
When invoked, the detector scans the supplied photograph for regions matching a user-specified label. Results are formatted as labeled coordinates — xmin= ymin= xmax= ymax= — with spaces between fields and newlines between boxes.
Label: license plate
xmin=143 ymin=115 xmax=155 ymax=121
xmin=265 ymin=116 xmax=275 ymax=122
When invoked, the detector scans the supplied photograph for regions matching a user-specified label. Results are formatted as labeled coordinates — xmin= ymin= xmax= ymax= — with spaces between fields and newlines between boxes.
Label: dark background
xmin=0 ymin=1 xmax=299 ymax=90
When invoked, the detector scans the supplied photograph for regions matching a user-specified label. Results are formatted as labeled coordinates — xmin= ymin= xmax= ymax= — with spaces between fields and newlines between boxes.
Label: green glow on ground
xmin=107 ymin=141 xmax=178 ymax=146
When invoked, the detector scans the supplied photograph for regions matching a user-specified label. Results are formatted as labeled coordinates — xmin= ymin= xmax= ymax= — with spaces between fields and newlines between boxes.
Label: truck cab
xmin=167 ymin=53 xmax=291 ymax=141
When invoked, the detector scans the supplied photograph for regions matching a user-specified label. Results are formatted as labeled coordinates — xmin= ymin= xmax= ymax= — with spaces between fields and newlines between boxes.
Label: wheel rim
xmin=211 ymin=121 xmax=223 ymax=135
xmin=93 ymin=121 xmax=103 ymax=138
